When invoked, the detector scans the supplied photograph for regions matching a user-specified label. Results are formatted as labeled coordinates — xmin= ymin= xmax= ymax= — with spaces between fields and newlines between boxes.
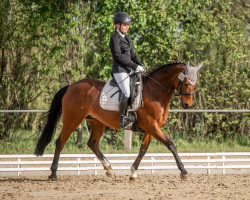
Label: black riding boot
xmin=119 ymin=94 xmax=129 ymax=128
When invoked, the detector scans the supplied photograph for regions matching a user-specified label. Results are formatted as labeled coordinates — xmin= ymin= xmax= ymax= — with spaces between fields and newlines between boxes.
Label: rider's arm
xmin=109 ymin=36 xmax=138 ymax=70
xmin=130 ymin=41 xmax=143 ymax=66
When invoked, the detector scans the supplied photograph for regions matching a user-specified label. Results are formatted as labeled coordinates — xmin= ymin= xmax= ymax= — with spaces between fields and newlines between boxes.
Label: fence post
xmin=17 ymin=158 xmax=21 ymax=176
xmin=94 ymin=158 xmax=97 ymax=176
xmin=124 ymin=130 xmax=132 ymax=150
xmin=151 ymin=157 xmax=154 ymax=174
xmin=207 ymin=156 xmax=211 ymax=174
xmin=77 ymin=157 xmax=80 ymax=175
xmin=222 ymin=155 xmax=226 ymax=175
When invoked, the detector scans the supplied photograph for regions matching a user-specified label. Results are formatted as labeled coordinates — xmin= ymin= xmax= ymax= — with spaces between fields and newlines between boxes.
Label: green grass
xmin=0 ymin=129 xmax=249 ymax=154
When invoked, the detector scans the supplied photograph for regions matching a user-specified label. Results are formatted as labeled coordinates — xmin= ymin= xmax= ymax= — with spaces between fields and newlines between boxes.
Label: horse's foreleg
xmin=130 ymin=133 xmax=153 ymax=181
xmin=87 ymin=119 xmax=115 ymax=178
xmin=166 ymin=139 xmax=188 ymax=179
xmin=152 ymin=125 xmax=188 ymax=180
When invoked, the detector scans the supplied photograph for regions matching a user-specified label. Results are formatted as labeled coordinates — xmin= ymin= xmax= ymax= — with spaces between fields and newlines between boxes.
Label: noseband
xmin=174 ymin=79 xmax=194 ymax=96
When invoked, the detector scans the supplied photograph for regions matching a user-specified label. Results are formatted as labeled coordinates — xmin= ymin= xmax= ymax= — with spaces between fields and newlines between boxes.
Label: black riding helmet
xmin=113 ymin=12 xmax=132 ymax=24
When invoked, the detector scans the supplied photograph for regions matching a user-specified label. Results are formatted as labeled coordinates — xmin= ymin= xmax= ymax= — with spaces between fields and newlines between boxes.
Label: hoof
xmin=129 ymin=177 xmax=139 ymax=182
xmin=106 ymin=170 xmax=116 ymax=179
xmin=180 ymin=173 xmax=188 ymax=180
xmin=48 ymin=175 xmax=57 ymax=181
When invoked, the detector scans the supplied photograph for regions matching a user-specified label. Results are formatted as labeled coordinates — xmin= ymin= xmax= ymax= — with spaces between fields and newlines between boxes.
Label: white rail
xmin=0 ymin=153 xmax=250 ymax=176
xmin=0 ymin=109 xmax=250 ymax=113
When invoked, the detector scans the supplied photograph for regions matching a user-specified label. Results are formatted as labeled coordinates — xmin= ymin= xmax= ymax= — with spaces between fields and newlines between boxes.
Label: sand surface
xmin=1 ymin=174 xmax=249 ymax=200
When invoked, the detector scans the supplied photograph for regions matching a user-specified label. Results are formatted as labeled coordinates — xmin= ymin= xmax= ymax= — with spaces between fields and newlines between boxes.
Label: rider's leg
xmin=119 ymin=94 xmax=129 ymax=128
xmin=113 ymin=72 xmax=130 ymax=97
xmin=113 ymin=73 xmax=130 ymax=128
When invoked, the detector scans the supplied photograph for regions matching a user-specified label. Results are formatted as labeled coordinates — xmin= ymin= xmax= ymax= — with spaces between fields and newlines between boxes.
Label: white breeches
xmin=113 ymin=72 xmax=130 ymax=98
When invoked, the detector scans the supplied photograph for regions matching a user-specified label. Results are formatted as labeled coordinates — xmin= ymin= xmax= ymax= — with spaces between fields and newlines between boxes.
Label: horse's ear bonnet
xmin=181 ymin=63 xmax=203 ymax=85
xmin=196 ymin=62 xmax=203 ymax=71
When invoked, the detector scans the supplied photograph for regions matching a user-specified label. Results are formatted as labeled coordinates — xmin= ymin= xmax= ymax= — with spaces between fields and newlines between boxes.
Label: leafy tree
xmin=0 ymin=0 xmax=249 ymax=143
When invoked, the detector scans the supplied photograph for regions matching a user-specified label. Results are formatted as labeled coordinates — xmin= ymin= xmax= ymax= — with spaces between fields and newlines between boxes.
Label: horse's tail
xmin=34 ymin=85 xmax=69 ymax=156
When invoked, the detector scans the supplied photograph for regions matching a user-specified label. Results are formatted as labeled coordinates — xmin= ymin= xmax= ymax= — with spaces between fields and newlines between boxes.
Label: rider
xmin=109 ymin=12 xmax=145 ymax=129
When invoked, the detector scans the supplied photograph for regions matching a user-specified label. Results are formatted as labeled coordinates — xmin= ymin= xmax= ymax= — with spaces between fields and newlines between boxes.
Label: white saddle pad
xmin=99 ymin=79 xmax=142 ymax=111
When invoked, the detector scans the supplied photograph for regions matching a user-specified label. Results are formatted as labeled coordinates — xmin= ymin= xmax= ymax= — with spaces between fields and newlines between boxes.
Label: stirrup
xmin=119 ymin=115 xmax=132 ymax=129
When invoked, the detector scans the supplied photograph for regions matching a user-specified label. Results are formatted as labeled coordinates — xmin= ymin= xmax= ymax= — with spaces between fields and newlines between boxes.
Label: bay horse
xmin=35 ymin=62 xmax=203 ymax=181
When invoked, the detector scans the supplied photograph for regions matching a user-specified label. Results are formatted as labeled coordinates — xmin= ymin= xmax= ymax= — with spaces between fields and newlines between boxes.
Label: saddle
xmin=110 ymin=73 xmax=141 ymax=106
xmin=99 ymin=73 xmax=144 ymax=133
xmin=100 ymin=73 xmax=143 ymax=112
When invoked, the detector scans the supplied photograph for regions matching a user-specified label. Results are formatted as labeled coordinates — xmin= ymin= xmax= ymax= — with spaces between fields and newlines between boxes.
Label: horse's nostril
xmin=185 ymin=103 xmax=189 ymax=108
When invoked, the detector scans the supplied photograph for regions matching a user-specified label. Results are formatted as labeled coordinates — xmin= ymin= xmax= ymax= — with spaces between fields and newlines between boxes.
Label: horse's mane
xmin=148 ymin=62 xmax=186 ymax=75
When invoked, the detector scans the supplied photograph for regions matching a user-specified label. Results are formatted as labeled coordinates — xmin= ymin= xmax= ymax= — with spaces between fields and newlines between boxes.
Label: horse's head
xmin=176 ymin=63 xmax=203 ymax=109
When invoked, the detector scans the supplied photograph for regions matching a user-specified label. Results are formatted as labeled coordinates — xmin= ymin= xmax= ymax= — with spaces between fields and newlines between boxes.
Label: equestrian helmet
xmin=113 ymin=12 xmax=132 ymax=24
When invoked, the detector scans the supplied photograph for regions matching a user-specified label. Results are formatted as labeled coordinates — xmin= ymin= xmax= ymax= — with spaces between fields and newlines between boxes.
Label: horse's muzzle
xmin=182 ymin=102 xmax=191 ymax=109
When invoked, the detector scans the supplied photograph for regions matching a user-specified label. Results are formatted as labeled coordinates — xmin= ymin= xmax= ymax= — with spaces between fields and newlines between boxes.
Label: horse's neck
xmin=144 ymin=64 xmax=185 ymax=121
xmin=151 ymin=64 xmax=185 ymax=90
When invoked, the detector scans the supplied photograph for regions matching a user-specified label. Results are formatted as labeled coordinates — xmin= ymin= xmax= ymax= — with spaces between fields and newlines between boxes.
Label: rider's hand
xmin=136 ymin=65 xmax=146 ymax=73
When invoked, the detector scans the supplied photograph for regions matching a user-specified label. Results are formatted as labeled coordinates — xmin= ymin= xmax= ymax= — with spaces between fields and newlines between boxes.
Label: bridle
xmin=146 ymin=69 xmax=194 ymax=96
xmin=175 ymin=79 xmax=194 ymax=96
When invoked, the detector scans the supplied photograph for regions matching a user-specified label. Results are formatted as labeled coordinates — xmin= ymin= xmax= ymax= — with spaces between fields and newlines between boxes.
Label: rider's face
xmin=117 ymin=23 xmax=130 ymax=34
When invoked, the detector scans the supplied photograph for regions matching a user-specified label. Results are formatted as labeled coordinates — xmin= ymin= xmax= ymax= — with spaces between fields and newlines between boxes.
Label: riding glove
xmin=136 ymin=65 xmax=146 ymax=73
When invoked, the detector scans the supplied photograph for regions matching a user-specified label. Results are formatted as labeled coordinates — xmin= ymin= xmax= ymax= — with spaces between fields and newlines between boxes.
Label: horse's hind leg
xmin=87 ymin=119 xmax=115 ymax=178
xmin=49 ymin=125 xmax=76 ymax=180
xmin=49 ymin=115 xmax=85 ymax=180
xmin=130 ymin=133 xmax=153 ymax=181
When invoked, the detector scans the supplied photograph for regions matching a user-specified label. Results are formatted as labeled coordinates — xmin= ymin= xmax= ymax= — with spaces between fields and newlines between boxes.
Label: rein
xmin=147 ymin=75 xmax=173 ymax=94
xmin=145 ymin=71 xmax=194 ymax=96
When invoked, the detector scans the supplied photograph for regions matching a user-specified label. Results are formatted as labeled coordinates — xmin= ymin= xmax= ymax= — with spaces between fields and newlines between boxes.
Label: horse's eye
xmin=184 ymin=83 xmax=189 ymax=87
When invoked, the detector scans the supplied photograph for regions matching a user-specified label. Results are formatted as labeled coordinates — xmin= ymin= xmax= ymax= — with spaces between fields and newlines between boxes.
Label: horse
xmin=34 ymin=62 xmax=203 ymax=181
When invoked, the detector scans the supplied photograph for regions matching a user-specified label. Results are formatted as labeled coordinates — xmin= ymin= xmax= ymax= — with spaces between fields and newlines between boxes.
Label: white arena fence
xmin=0 ymin=153 xmax=250 ymax=176
xmin=1 ymin=109 xmax=250 ymax=113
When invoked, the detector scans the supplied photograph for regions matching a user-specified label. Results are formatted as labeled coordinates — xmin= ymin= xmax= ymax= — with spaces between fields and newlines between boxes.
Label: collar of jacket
xmin=115 ymin=31 xmax=130 ymax=45
xmin=116 ymin=29 xmax=125 ymax=38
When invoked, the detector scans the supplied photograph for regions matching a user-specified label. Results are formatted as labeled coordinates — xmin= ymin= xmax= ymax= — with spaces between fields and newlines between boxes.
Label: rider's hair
xmin=114 ymin=23 xmax=119 ymax=33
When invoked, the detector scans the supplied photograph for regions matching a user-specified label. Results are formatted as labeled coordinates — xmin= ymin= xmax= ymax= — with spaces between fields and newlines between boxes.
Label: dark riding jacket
xmin=109 ymin=31 xmax=142 ymax=74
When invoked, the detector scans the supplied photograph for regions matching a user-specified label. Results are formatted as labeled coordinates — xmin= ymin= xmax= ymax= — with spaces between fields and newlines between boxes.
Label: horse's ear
xmin=196 ymin=62 xmax=203 ymax=71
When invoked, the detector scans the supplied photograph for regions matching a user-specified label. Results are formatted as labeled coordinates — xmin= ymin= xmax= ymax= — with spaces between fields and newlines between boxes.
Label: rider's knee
xmin=123 ymin=90 xmax=130 ymax=98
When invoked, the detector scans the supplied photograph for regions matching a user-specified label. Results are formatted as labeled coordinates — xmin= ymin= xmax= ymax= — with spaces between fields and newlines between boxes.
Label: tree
xmin=0 ymin=0 xmax=249 ymax=141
